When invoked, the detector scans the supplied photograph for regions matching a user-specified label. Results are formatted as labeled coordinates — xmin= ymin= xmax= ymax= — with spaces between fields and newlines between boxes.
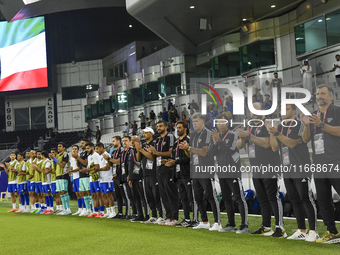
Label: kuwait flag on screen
xmin=0 ymin=17 xmax=47 ymax=92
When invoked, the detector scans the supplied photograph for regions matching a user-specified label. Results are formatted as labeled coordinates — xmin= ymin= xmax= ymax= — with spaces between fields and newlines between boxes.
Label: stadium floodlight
xmin=22 ymin=0 xmax=41 ymax=5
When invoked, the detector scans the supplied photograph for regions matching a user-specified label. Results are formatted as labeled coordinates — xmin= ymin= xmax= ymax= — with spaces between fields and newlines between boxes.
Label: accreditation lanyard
xmin=280 ymin=118 xmax=295 ymax=147
xmin=175 ymin=138 xmax=181 ymax=158
xmin=195 ymin=129 xmax=204 ymax=148
xmin=121 ymin=149 xmax=129 ymax=163
xmin=222 ymin=130 xmax=231 ymax=142
xmin=132 ymin=150 xmax=136 ymax=162
xmin=157 ymin=133 xmax=167 ymax=152
xmin=314 ymin=109 xmax=328 ymax=134
xmin=250 ymin=126 xmax=261 ymax=136
xmin=113 ymin=149 xmax=119 ymax=159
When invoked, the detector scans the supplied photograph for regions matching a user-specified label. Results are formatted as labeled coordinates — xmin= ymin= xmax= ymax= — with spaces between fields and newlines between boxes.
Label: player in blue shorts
xmin=31 ymin=151 xmax=45 ymax=213
xmin=32 ymin=151 xmax=54 ymax=214
xmin=96 ymin=143 xmax=116 ymax=218
xmin=67 ymin=145 xmax=85 ymax=215
xmin=16 ymin=153 xmax=30 ymax=213
xmin=80 ymin=142 xmax=101 ymax=217
xmin=0 ymin=152 xmax=18 ymax=212
xmin=48 ymin=148 xmax=61 ymax=214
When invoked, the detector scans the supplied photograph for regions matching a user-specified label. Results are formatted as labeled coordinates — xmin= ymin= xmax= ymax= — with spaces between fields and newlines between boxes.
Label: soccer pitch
xmin=0 ymin=200 xmax=339 ymax=255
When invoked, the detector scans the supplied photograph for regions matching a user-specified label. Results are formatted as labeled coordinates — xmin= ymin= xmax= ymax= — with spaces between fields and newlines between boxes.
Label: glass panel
xmin=116 ymin=92 xmax=128 ymax=111
xmin=114 ymin=67 xmax=119 ymax=77
xmin=158 ymin=74 xmax=181 ymax=97
xmin=240 ymin=39 xmax=275 ymax=73
xmin=295 ymin=17 xmax=327 ymax=55
xmin=97 ymin=100 xmax=104 ymax=117
xmin=119 ymin=64 xmax=124 ymax=77
xmin=62 ymin=85 xmax=99 ymax=100
xmin=211 ymin=52 xmax=241 ymax=79
xmin=305 ymin=18 xmax=327 ymax=53
xmin=326 ymin=10 xmax=340 ymax=46
xmin=141 ymin=81 xmax=159 ymax=103
xmin=110 ymin=96 xmax=117 ymax=113
xmin=127 ymin=87 xmax=142 ymax=108
xmin=15 ymin=108 xmax=29 ymax=130
xmin=295 ymin=24 xmax=306 ymax=55
xmin=85 ymin=105 xmax=92 ymax=121
xmin=260 ymin=40 xmax=275 ymax=67
xmin=91 ymin=104 xmax=98 ymax=119
xmin=124 ymin=62 xmax=128 ymax=72
xmin=31 ymin=107 xmax=46 ymax=130
xmin=103 ymin=99 xmax=112 ymax=115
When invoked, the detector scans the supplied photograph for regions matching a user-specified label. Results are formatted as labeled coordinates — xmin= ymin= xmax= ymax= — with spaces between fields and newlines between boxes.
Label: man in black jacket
xmin=209 ymin=114 xmax=249 ymax=234
xmin=147 ymin=120 xmax=178 ymax=226
xmin=165 ymin=121 xmax=198 ymax=227
xmin=136 ymin=127 xmax=163 ymax=223
xmin=127 ymin=136 xmax=149 ymax=222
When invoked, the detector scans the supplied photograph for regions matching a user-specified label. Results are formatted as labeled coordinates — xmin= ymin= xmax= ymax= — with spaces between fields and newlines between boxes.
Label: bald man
xmin=237 ymin=102 xmax=285 ymax=238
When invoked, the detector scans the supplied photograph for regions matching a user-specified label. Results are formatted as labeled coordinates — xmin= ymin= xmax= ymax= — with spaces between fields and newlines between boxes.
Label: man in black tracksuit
xmin=127 ymin=136 xmax=149 ymax=222
xmin=136 ymin=127 xmax=163 ymax=223
xmin=267 ymin=104 xmax=318 ymax=242
xmin=180 ymin=113 xmax=221 ymax=230
xmin=209 ymin=114 xmax=249 ymax=234
xmin=302 ymin=85 xmax=340 ymax=244
xmin=165 ymin=121 xmax=198 ymax=227
xmin=105 ymin=136 xmax=132 ymax=219
xmin=237 ymin=102 xmax=285 ymax=238
xmin=148 ymin=120 xmax=178 ymax=226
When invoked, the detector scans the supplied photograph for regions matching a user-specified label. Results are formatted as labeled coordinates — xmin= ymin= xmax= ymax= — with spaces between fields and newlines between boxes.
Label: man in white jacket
xmin=300 ymin=60 xmax=313 ymax=92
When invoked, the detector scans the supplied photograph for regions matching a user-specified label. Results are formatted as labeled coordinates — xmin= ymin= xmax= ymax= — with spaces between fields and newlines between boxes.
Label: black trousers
xmin=114 ymin=178 xmax=129 ymax=215
xmin=284 ymin=178 xmax=317 ymax=230
xmin=131 ymin=179 xmax=148 ymax=218
xmin=253 ymin=178 xmax=283 ymax=228
xmin=314 ymin=178 xmax=340 ymax=234
xmin=124 ymin=182 xmax=137 ymax=215
xmin=193 ymin=178 xmax=220 ymax=223
xmin=157 ymin=171 xmax=179 ymax=220
xmin=177 ymin=178 xmax=198 ymax=221
xmin=114 ymin=178 xmax=136 ymax=216
xmin=220 ymin=178 xmax=248 ymax=226
xmin=144 ymin=175 xmax=163 ymax=218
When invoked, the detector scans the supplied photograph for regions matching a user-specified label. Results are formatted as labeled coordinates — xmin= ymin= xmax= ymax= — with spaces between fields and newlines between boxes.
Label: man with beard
xmin=73 ymin=139 xmax=92 ymax=216
xmin=49 ymin=143 xmax=71 ymax=215
xmin=237 ymin=103 xmax=285 ymax=237
xmin=266 ymin=104 xmax=318 ymax=241
xmin=135 ymin=127 xmax=163 ymax=223
xmin=147 ymin=120 xmax=178 ymax=226
xmin=302 ymin=85 xmax=340 ymax=244
xmin=105 ymin=136 xmax=133 ymax=219
xmin=80 ymin=142 xmax=101 ymax=217
xmin=165 ymin=121 xmax=198 ymax=227
xmin=127 ymin=136 xmax=149 ymax=222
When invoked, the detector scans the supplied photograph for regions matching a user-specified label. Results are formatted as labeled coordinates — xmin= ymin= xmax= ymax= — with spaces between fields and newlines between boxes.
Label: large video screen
xmin=0 ymin=16 xmax=47 ymax=92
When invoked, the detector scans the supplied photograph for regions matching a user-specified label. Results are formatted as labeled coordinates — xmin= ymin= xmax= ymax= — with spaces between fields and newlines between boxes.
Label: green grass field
xmin=0 ymin=200 xmax=339 ymax=255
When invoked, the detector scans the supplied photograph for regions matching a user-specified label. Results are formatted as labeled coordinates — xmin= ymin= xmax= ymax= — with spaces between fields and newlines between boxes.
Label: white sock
xmin=31 ymin=204 xmax=35 ymax=210
xmin=88 ymin=209 xmax=91 ymax=213
xmin=61 ymin=205 xmax=64 ymax=210
xmin=107 ymin=208 xmax=111 ymax=214
xmin=26 ymin=205 xmax=30 ymax=210
xmin=12 ymin=203 xmax=16 ymax=209
xmin=111 ymin=206 xmax=115 ymax=212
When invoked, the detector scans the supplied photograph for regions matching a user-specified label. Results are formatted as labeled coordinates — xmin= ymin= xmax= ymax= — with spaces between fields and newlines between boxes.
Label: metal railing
xmin=0 ymin=142 xmax=17 ymax=150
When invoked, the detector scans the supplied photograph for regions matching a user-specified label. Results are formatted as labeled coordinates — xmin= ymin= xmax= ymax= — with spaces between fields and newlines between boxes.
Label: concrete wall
xmin=56 ymin=59 xmax=103 ymax=132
